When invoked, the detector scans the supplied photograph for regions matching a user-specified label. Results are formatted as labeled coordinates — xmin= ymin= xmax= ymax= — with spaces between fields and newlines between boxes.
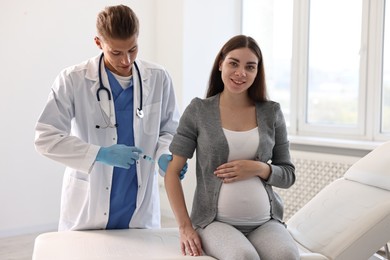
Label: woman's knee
xmin=258 ymin=244 xmax=300 ymax=260
xmin=208 ymin=247 xmax=260 ymax=260
xmin=198 ymin=222 xmax=261 ymax=260
xmin=248 ymin=220 xmax=300 ymax=260
xmin=235 ymin=248 xmax=261 ymax=260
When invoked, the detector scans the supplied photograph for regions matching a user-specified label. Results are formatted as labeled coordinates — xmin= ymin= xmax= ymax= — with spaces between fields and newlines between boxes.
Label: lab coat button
xmin=106 ymin=187 xmax=109 ymax=190
xmin=104 ymin=212 xmax=107 ymax=215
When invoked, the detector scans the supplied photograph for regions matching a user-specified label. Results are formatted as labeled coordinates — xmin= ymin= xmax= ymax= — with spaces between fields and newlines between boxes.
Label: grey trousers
xmin=197 ymin=219 xmax=300 ymax=260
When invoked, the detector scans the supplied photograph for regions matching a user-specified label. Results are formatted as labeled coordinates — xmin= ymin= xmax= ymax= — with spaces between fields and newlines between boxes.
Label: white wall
xmin=0 ymin=0 xmax=240 ymax=237
xmin=0 ymin=0 xmax=155 ymax=237
xmin=156 ymin=0 xmax=242 ymax=218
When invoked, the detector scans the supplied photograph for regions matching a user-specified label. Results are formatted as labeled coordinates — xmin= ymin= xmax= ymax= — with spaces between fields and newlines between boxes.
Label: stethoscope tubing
xmin=96 ymin=53 xmax=143 ymax=118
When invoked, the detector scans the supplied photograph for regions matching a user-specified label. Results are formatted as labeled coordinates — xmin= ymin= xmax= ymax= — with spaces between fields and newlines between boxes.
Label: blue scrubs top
xmin=105 ymin=68 xmax=138 ymax=229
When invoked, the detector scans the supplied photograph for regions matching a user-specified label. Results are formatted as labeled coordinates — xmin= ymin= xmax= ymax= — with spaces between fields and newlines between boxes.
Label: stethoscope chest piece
xmin=97 ymin=53 xmax=145 ymax=127
xmin=136 ymin=108 xmax=144 ymax=118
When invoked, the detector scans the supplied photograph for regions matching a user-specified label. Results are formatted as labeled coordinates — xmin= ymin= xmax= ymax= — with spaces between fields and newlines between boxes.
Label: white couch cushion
xmin=344 ymin=141 xmax=390 ymax=190
xmin=33 ymin=228 xmax=216 ymax=260
xmin=287 ymin=178 xmax=390 ymax=260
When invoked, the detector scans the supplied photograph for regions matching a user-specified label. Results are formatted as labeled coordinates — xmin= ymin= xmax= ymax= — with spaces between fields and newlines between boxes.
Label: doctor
xmin=35 ymin=4 xmax=186 ymax=231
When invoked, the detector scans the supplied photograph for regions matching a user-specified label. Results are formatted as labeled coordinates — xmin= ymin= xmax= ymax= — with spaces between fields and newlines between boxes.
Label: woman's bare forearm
xmin=164 ymin=155 xmax=192 ymax=228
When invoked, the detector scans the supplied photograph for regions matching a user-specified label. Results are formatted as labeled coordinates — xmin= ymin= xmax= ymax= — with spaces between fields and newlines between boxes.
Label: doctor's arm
xmin=34 ymin=78 xmax=100 ymax=173
xmin=164 ymin=154 xmax=202 ymax=256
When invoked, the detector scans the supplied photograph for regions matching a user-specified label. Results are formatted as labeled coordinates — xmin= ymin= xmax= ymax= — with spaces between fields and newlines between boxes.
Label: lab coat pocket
xmin=142 ymin=102 xmax=161 ymax=135
xmin=61 ymin=176 xmax=90 ymax=224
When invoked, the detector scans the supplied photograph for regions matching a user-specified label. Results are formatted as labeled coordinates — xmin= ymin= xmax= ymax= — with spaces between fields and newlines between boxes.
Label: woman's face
xmin=219 ymin=47 xmax=258 ymax=95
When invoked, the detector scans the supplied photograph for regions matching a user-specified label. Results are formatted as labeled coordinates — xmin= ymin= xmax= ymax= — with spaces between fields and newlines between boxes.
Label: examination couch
xmin=32 ymin=227 xmax=216 ymax=260
xmin=31 ymin=226 xmax=319 ymax=260
xmin=33 ymin=141 xmax=390 ymax=260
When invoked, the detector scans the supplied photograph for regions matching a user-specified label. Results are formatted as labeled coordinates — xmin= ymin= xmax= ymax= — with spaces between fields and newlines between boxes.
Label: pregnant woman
xmin=164 ymin=35 xmax=299 ymax=260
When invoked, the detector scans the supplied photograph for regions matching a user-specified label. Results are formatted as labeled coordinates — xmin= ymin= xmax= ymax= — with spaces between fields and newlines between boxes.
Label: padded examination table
xmin=32 ymin=228 xmax=216 ymax=260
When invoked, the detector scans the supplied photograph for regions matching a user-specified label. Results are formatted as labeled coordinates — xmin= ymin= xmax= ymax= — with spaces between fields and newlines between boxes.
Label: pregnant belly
xmin=216 ymin=177 xmax=271 ymax=225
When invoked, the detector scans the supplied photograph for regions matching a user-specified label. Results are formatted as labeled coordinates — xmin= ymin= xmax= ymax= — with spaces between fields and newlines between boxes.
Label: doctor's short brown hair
xmin=96 ymin=5 xmax=139 ymax=40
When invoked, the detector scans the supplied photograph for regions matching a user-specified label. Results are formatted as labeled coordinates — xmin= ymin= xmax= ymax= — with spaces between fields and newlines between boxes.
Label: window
xmin=307 ymin=0 xmax=361 ymax=127
xmin=242 ymin=0 xmax=390 ymax=143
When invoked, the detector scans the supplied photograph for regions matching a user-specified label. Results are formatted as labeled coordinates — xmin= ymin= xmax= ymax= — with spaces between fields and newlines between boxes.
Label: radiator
xmin=275 ymin=150 xmax=361 ymax=221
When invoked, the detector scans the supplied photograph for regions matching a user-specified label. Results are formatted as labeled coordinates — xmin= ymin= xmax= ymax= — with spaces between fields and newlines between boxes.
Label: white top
xmin=216 ymin=127 xmax=271 ymax=226
xmin=111 ymin=72 xmax=133 ymax=89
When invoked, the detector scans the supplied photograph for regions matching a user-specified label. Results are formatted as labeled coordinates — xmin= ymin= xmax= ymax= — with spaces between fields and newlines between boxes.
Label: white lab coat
xmin=35 ymin=54 xmax=180 ymax=231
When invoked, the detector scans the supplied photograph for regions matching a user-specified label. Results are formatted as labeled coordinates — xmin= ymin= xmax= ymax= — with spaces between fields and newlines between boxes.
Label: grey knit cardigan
xmin=169 ymin=94 xmax=295 ymax=229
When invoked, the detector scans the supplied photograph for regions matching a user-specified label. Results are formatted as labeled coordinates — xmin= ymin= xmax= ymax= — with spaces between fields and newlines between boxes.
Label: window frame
xmin=243 ymin=0 xmax=390 ymax=144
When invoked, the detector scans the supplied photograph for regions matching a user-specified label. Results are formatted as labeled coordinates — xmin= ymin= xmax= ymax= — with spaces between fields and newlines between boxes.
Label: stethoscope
xmin=96 ymin=53 xmax=144 ymax=129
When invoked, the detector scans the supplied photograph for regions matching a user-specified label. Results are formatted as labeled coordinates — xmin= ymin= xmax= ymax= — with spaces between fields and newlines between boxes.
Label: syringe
xmin=140 ymin=153 xmax=155 ymax=163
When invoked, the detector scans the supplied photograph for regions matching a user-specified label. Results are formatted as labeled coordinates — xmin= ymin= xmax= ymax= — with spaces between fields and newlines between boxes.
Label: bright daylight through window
xmin=307 ymin=0 xmax=361 ymax=127
xmin=242 ymin=0 xmax=390 ymax=142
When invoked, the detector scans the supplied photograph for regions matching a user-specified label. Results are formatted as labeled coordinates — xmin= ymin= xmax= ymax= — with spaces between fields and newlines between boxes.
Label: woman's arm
xmin=164 ymin=154 xmax=202 ymax=256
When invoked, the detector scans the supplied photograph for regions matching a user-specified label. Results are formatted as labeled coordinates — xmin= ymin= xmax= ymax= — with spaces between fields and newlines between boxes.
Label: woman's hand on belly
xmin=214 ymin=160 xmax=271 ymax=183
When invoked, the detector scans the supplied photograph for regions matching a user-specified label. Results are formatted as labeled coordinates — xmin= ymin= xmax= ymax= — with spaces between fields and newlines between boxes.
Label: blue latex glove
xmin=96 ymin=144 xmax=143 ymax=169
xmin=158 ymin=154 xmax=188 ymax=180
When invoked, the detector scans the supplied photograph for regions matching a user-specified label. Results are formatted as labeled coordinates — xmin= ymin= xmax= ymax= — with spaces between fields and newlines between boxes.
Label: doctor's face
xmin=95 ymin=34 xmax=139 ymax=77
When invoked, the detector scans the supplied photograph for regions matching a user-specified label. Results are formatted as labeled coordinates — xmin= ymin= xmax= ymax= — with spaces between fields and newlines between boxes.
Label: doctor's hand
xmin=96 ymin=144 xmax=142 ymax=169
xmin=158 ymin=154 xmax=188 ymax=180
